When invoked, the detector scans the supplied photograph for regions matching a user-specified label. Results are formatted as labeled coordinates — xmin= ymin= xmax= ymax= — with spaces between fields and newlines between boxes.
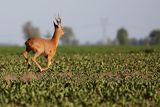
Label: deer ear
xmin=53 ymin=21 xmax=58 ymax=28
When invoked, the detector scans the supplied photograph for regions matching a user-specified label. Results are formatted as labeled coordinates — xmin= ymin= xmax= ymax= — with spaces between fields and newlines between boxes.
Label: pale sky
xmin=0 ymin=0 xmax=160 ymax=45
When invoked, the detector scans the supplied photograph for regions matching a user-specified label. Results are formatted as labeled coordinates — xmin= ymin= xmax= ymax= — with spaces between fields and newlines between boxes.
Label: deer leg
xmin=47 ymin=57 xmax=52 ymax=68
xmin=31 ymin=52 xmax=43 ymax=71
xmin=23 ymin=51 xmax=31 ymax=68
xmin=41 ymin=56 xmax=52 ymax=72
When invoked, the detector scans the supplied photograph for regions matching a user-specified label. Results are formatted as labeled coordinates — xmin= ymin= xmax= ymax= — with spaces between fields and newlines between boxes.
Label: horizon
xmin=0 ymin=0 xmax=160 ymax=45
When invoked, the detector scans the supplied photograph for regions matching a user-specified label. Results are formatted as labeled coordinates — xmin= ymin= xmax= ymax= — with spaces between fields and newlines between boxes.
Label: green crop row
xmin=0 ymin=45 xmax=160 ymax=107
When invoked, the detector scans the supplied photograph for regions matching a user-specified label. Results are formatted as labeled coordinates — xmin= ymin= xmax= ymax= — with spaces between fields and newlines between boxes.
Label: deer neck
xmin=51 ymin=30 xmax=60 ymax=47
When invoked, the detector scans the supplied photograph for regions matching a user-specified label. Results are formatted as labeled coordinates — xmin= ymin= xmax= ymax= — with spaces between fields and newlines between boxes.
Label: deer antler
xmin=55 ymin=14 xmax=61 ymax=24
xmin=58 ymin=14 xmax=61 ymax=23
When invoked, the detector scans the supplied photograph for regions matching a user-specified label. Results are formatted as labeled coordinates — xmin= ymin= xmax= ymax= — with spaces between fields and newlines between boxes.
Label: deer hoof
xmin=40 ymin=68 xmax=48 ymax=72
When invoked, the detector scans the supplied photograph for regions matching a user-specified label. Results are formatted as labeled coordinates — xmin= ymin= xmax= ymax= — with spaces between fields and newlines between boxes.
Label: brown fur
xmin=23 ymin=17 xmax=64 ymax=72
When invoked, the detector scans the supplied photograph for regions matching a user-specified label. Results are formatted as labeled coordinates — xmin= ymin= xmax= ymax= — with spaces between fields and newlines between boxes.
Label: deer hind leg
xmin=31 ymin=52 xmax=43 ymax=71
xmin=23 ymin=48 xmax=31 ymax=68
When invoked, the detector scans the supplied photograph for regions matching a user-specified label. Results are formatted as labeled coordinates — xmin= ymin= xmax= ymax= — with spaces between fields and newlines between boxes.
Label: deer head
xmin=53 ymin=15 xmax=64 ymax=36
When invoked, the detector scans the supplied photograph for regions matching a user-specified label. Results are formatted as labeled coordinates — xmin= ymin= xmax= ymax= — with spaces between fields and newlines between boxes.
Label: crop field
xmin=0 ymin=45 xmax=160 ymax=107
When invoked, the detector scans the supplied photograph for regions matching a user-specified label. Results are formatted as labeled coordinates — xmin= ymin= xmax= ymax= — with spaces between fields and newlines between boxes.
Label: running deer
xmin=23 ymin=16 xmax=64 ymax=72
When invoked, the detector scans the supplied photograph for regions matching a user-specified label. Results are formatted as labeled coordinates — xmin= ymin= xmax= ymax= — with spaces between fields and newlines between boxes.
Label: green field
xmin=0 ymin=45 xmax=160 ymax=107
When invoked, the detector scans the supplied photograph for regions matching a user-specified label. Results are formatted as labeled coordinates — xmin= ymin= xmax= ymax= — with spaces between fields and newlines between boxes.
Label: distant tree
xmin=149 ymin=30 xmax=160 ymax=45
xmin=23 ymin=21 xmax=40 ymax=39
xmin=60 ymin=26 xmax=79 ymax=45
xmin=117 ymin=28 xmax=129 ymax=45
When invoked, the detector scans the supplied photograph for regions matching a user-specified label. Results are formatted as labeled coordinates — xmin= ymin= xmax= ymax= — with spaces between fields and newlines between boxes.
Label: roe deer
xmin=23 ymin=16 xmax=64 ymax=72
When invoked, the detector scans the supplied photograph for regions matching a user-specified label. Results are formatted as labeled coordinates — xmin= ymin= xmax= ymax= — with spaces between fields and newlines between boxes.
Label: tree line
xmin=116 ymin=28 xmax=160 ymax=45
xmin=23 ymin=21 xmax=160 ymax=45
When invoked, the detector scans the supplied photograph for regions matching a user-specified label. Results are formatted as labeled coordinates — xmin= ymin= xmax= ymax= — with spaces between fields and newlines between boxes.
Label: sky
xmin=0 ymin=0 xmax=160 ymax=45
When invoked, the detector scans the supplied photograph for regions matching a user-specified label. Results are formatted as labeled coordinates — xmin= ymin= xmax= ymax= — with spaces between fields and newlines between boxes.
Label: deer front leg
xmin=41 ymin=56 xmax=52 ymax=72
xmin=31 ymin=52 xmax=43 ymax=71
xmin=23 ymin=51 xmax=31 ymax=68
